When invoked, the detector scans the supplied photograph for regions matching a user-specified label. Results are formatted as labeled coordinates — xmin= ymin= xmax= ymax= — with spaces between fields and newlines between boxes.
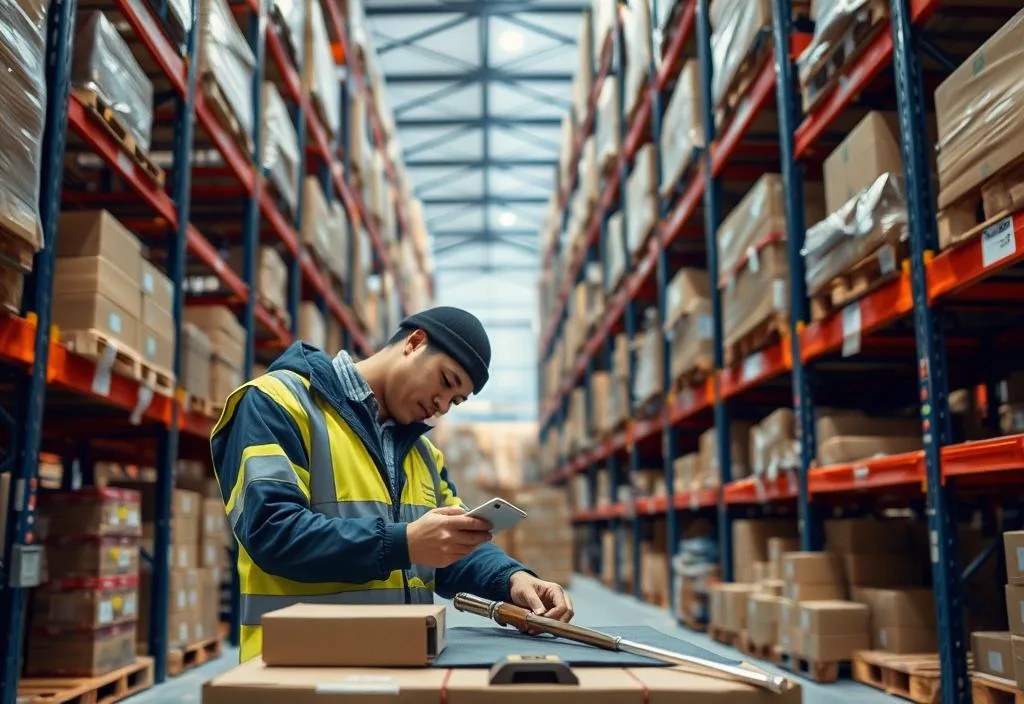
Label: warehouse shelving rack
xmin=0 ymin=0 xmax=422 ymax=698
xmin=539 ymin=0 xmax=1024 ymax=701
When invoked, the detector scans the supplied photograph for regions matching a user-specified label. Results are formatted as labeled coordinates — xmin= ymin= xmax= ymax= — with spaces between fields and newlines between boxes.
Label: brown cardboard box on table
xmin=262 ymin=604 xmax=447 ymax=667
xmin=973 ymin=632 xmax=1014 ymax=680
xmin=202 ymin=658 xmax=803 ymax=704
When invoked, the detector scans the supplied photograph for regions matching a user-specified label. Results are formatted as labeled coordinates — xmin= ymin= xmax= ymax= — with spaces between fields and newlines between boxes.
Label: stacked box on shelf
xmin=660 ymin=60 xmax=704 ymax=198
xmin=664 ymin=268 xmax=712 ymax=389
xmin=199 ymin=498 xmax=231 ymax=637
xmin=604 ymin=210 xmax=627 ymax=294
xmin=347 ymin=92 xmax=370 ymax=189
xmin=933 ymin=9 xmax=1024 ymax=250
xmin=299 ymin=302 xmax=326 ymax=349
xmin=140 ymin=258 xmax=176 ymax=376
xmin=301 ymin=176 xmax=332 ymax=270
xmin=72 ymin=11 xmax=154 ymax=155
xmin=302 ymin=0 xmax=340 ymax=139
xmin=0 ymin=0 xmax=46 ymax=313
xmin=749 ymin=409 xmax=798 ymax=480
xmin=271 ymin=0 xmax=305 ymax=65
xmin=622 ymin=0 xmax=654 ymax=119
xmin=227 ymin=245 xmax=288 ymax=323
xmin=626 ymin=145 xmax=658 ymax=260
xmin=698 ymin=421 xmax=751 ymax=488
xmin=54 ymin=211 xmax=146 ymax=366
xmin=510 ymin=487 xmax=574 ymax=588
xmin=732 ymin=519 xmax=798 ymax=585
xmin=28 ymin=489 xmax=143 ymax=677
xmin=640 ymin=523 xmax=671 ymax=607
xmin=570 ymin=9 xmax=592 ymax=131
xmin=791 ymin=600 xmax=870 ymax=665
xmin=182 ymin=323 xmax=213 ymax=403
xmin=1000 ymin=530 xmax=1024 ymax=688
xmin=815 ymin=408 xmax=921 ymax=466
xmin=631 ymin=308 xmax=664 ymax=411
xmin=708 ymin=0 xmax=771 ymax=125
xmin=197 ymin=0 xmax=256 ymax=155
xmin=184 ymin=306 xmax=246 ymax=403
xmin=261 ymin=81 xmax=301 ymax=216
xmin=803 ymin=111 xmax=908 ymax=321
xmin=595 ymin=76 xmax=621 ymax=174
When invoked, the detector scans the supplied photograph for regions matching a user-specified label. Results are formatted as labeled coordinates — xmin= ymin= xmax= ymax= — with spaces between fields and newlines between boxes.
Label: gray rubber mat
xmin=434 ymin=625 xmax=742 ymax=668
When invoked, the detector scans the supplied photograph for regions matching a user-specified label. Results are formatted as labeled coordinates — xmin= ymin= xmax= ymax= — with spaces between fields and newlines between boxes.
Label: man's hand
xmin=509 ymin=571 xmax=574 ymax=632
xmin=407 ymin=505 xmax=493 ymax=568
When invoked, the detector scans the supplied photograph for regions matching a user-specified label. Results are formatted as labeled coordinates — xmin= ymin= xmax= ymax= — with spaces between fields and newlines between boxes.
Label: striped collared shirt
xmin=331 ymin=350 xmax=398 ymax=487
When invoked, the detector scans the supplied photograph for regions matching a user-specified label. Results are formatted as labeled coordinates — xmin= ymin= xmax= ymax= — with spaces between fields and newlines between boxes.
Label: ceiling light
xmin=499 ymin=211 xmax=517 ymax=227
xmin=499 ymin=29 xmax=524 ymax=54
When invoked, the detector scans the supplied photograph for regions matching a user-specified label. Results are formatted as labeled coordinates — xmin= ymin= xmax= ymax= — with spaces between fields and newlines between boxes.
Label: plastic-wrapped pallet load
xmin=622 ymin=0 xmax=654 ymax=118
xmin=749 ymin=409 xmax=798 ymax=481
xmin=933 ymin=8 xmax=1024 ymax=249
xmin=664 ymin=268 xmax=712 ymax=386
xmin=227 ymin=245 xmax=288 ymax=317
xmin=273 ymin=0 xmax=306 ymax=64
xmin=198 ymin=0 xmax=256 ymax=151
xmin=299 ymin=302 xmax=326 ymax=350
xmin=796 ymin=0 xmax=881 ymax=108
xmin=301 ymin=176 xmax=331 ymax=266
xmin=72 ymin=11 xmax=154 ymax=152
xmin=0 ymin=0 xmax=46 ymax=279
xmin=626 ymin=144 xmax=658 ymax=258
xmin=709 ymin=0 xmax=771 ymax=116
xmin=304 ymin=0 xmax=340 ymax=138
xmin=631 ymin=308 xmax=664 ymax=409
xmin=326 ymin=200 xmax=348 ymax=286
xmin=572 ymin=10 xmax=593 ymax=129
xmin=261 ymin=81 xmax=301 ymax=215
xmin=659 ymin=60 xmax=704 ymax=198
xmin=604 ymin=211 xmax=626 ymax=294
xmin=595 ymin=76 xmax=621 ymax=172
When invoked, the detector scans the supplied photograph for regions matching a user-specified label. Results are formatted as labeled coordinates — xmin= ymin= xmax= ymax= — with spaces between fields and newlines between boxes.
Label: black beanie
xmin=398 ymin=306 xmax=491 ymax=393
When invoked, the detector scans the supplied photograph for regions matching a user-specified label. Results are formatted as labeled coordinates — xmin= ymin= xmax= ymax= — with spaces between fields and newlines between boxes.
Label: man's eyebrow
xmin=449 ymin=368 xmax=464 ymax=388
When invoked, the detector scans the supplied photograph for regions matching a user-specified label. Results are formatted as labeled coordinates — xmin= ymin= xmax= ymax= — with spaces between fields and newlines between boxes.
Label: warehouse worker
xmin=210 ymin=306 xmax=574 ymax=662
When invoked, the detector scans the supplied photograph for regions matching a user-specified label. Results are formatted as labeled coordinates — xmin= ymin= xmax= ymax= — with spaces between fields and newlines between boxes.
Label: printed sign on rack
xmin=981 ymin=215 xmax=1016 ymax=269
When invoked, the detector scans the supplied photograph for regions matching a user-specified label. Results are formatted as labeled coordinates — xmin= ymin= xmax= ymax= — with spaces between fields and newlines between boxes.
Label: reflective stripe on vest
xmin=226 ymin=452 xmax=299 ymax=531
xmin=241 ymin=586 xmax=436 ymax=626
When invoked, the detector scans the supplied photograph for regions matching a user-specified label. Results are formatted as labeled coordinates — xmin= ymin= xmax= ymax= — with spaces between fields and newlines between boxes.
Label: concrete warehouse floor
xmin=123 ymin=575 xmax=904 ymax=703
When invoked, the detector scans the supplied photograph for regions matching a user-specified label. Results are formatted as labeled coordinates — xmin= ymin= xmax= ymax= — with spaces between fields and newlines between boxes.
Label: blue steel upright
xmin=288 ymin=93 xmax=308 ymax=338
xmin=151 ymin=0 xmax=199 ymax=682
xmin=0 ymin=0 xmax=77 ymax=698
xmin=695 ymin=0 xmax=732 ymax=582
xmin=888 ymin=0 xmax=967 ymax=700
xmin=339 ymin=62 xmax=352 ymax=352
xmin=769 ymin=0 xmax=821 ymax=551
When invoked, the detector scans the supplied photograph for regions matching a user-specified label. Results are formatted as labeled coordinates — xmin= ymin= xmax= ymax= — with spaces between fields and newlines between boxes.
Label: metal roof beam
xmin=385 ymin=70 xmax=573 ymax=83
xmin=432 ymin=228 xmax=537 ymax=237
xmin=434 ymin=263 xmax=538 ymax=273
xmin=366 ymin=3 xmax=587 ymax=16
xmin=407 ymin=158 xmax=555 ymax=168
xmin=421 ymin=196 xmax=548 ymax=205
xmin=377 ymin=14 xmax=474 ymax=54
xmin=398 ymin=117 xmax=561 ymax=128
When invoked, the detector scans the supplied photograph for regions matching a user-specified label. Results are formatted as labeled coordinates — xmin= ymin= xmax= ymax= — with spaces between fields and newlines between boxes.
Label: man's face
xmin=385 ymin=330 xmax=474 ymax=424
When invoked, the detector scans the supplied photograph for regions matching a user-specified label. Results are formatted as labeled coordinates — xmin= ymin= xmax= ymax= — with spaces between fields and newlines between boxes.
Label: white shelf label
xmin=742 ymin=352 xmax=764 ymax=381
xmin=841 ymin=302 xmax=862 ymax=358
xmin=853 ymin=465 xmax=869 ymax=481
xmin=982 ymin=216 xmax=1015 ymax=269
xmin=689 ymin=492 xmax=699 ymax=511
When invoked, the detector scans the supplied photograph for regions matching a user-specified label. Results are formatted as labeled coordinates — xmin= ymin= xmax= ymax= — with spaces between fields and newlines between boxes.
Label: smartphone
xmin=465 ymin=498 xmax=528 ymax=533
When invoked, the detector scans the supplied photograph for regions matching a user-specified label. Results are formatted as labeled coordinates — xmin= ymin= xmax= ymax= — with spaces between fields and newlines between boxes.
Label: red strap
xmin=623 ymin=668 xmax=650 ymax=704
xmin=439 ymin=668 xmax=453 ymax=704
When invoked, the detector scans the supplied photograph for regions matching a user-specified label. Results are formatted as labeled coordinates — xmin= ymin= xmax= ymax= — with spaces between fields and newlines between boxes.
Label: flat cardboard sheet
xmin=432 ymin=626 xmax=740 ymax=668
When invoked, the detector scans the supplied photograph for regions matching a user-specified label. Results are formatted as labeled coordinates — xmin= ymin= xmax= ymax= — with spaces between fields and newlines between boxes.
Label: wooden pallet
xmin=167 ymin=635 xmax=224 ymax=677
xmin=18 ymin=657 xmax=153 ymax=704
xmin=708 ymin=624 xmax=739 ymax=648
xmin=810 ymin=240 xmax=907 ymax=321
xmin=671 ymin=360 xmax=712 ymax=396
xmin=678 ymin=614 xmax=708 ymax=633
xmin=259 ymin=296 xmax=292 ymax=329
xmin=852 ymin=651 xmax=956 ymax=703
xmin=799 ymin=0 xmax=889 ymax=113
xmin=199 ymin=74 xmax=254 ymax=158
xmin=715 ymin=29 xmax=773 ymax=131
xmin=725 ymin=311 xmax=789 ymax=368
xmin=187 ymin=394 xmax=220 ymax=418
xmin=71 ymin=89 xmax=165 ymax=187
xmin=61 ymin=329 xmax=143 ymax=383
xmin=778 ymin=651 xmax=846 ymax=683
xmin=937 ymin=154 xmax=1024 ymax=253
xmin=972 ymin=673 xmax=1024 ymax=704
xmin=142 ymin=362 xmax=175 ymax=397
xmin=737 ymin=630 xmax=781 ymax=664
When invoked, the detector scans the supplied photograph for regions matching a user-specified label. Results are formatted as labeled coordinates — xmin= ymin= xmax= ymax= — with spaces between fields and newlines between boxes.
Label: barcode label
xmin=982 ymin=216 xmax=1015 ymax=268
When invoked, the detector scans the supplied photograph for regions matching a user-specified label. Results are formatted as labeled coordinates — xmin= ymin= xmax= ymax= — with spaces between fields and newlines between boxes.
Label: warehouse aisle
xmin=123 ymin=575 xmax=903 ymax=702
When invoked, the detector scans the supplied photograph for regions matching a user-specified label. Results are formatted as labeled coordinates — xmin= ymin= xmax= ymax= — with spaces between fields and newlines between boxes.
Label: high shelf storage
xmin=538 ymin=0 xmax=1024 ymax=701
xmin=0 ymin=0 xmax=431 ymax=699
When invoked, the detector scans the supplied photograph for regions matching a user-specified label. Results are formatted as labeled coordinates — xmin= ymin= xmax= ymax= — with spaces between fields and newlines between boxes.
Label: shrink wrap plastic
xmin=717 ymin=174 xmax=787 ymax=284
xmin=72 ymin=11 xmax=154 ymax=151
xmin=710 ymin=0 xmax=770 ymax=110
xmin=273 ymin=0 xmax=305 ymax=60
xmin=261 ymin=82 xmax=301 ymax=215
xmin=659 ymin=60 xmax=703 ymax=196
xmin=797 ymin=0 xmax=872 ymax=86
xmin=0 ymin=0 xmax=47 ymax=251
xmin=198 ymin=0 xmax=256 ymax=142
xmin=802 ymin=172 xmax=907 ymax=296
xmin=596 ymin=76 xmax=620 ymax=167
xmin=750 ymin=409 xmax=798 ymax=480
xmin=306 ymin=0 xmax=340 ymax=137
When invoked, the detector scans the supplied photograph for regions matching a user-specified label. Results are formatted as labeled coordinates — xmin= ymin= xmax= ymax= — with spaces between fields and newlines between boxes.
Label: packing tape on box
xmin=92 ymin=342 xmax=118 ymax=395
xmin=130 ymin=382 xmax=154 ymax=425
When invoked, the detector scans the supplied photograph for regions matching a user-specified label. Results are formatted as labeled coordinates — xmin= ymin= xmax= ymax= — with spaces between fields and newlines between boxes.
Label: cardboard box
xmin=711 ymin=583 xmax=753 ymax=632
xmin=202 ymin=498 xmax=229 ymax=543
xmin=140 ymin=325 xmax=174 ymax=371
xmin=700 ymin=422 xmax=752 ymax=487
xmin=262 ymin=604 xmax=447 ymax=667
xmin=226 ymin=246 xmax=288 ymax=314
xmin=299 ymin=302 xmax=326 ymax=350
xmin=798 ymin=600 xmax=869 ymax=634
xmin=185 ymin=305 xmax=245 ymax=360
xmin=783 ymin=552 xmax=844 ymax=585
xmin=769 ymin=537 xmax=800 ymax=575
xmin=54 ymin=255 xmax=142 ymax=319
xmin=1005 ymin=531 xmax=1024 ymax=585
xmin=202 ymin=659 xmax=805 ymax=704
xmin=732 ymin=520 xmax=799 ymax=585
xmin=38 ymin=488 xmax=142 ymax=538
xmin=140 ymin=259 xmax=173 ymax=327
xmin=721 ymin=241 xmax=789 ymax=358
xmin=785 ymin=582 xmax=846 ymax=602
xmin=24 ymin=622 xmax=137 ymax=677
xmin=181 ymin=323 xmax=213 ymax=399
xmin=1013 ymin=635 xmax=1024 ymax=689
xmin=1007 ymin=585 xmax=1024 ymax=636
xmin=852 ymin=587 xmax=936 ymax=628
xmin=802 ymin=633 xmax=871 ymax=662
xmin=57 ymin=210 xmax=141 ymax=285
xmin=875 ymin=626 xmax=936 ymax=653
xmin=973 ymin=632 xmax=1014 ymax=679
xmin=843 ymin=553 xmax=923 ymax=589
xmin=52 ymin=293 xmax=140 ymax=354
xmin=822 ymin=111 xmax=903 ymax=214
xmin=817 ymin=434 xmax=923 ymax=467
xmin=747 ymin=593 xmax=785 ymax=647
xmin=45 ymin=535 xmax=140 ymax=579
xmin=825 ymin=517 xmax=913 ymax=554
xmin=212 ymin=357 xmax=242 ymax=401
xmin=33 ymin=574 xmax=139 ymax=629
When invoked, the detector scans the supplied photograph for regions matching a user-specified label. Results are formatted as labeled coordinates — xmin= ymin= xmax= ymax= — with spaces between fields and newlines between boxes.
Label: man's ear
xmin=404 ymin=329 xmax=428 ymax=355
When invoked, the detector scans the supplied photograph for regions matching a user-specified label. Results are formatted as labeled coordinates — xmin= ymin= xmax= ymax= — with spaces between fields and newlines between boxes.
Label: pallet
xmin=778 ymin=651 xmax=846 ymax=683
xmin=259 ymin=296 xmax=292 ymax=329
xmin=737 ymin=630 xmax=781 ymax=664
xmin=167 ymin=635 xmax=224 ymax=677
xmin=708 ymin=624 xmax=739 ymax=648
xmin=18 ymin=657 xmax=153 ymax=704
xmin=937 ymin=155 xmax=1024 ymax=253
xmin=61 ymin=329 xmax=143 ymax=383
xmin=199 ymin=74 xmax=255 ymax=158
xmin=71 ymin=89 xmax=165 ymax=188
xmin=972 ymin=673 xmax=1024 ymax=704
xmin=187 ymin=394 xmax=220 ymax=418
xmin=725 ymin=311 xmax=789 ymax=368
xmin=852 ymin=651 xmax=955 ymax=703
xmin=678 ymin=614 xmax=708 ymax=633
xmin=715 ymin=29 xmax=773 ymax=131
xmin=799 ymin=0 xmax=889 ymax=113
xmin=142 ymin=362 xmax=175 ymax=397
xmin=810 ymin=240 xmax=907 ymax=321
xmin=671 ymin=361 xmax=712 ymax=396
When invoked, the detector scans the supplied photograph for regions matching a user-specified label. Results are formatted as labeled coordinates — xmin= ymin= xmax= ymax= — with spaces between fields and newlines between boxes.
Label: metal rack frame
xmin=0 ymin=0 xmax=423 ymax=698
xmin=539 ymin=0 xmax=1024 ymax=700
